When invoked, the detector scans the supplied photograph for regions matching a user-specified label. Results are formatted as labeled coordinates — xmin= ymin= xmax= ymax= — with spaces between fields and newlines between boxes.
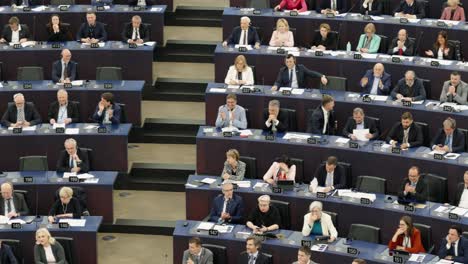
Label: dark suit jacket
xmin=438 ymin=237 xmax=468 ymax=263
xmin=209 ymin=194 xmax=244 ymax=224
xmin=431 ymin=128 xmax=465 ymax=153
xmin=238 ymin=251 xmax=272 ymax=264
xmin=0 ymin=192 xmax=30 ymax=216
xmin=0 ymin=244 xmax=17 ymax=264
xmin=359 ymin=0 xmax=383 ymax=15
xmin=274 ymin=64 xmax=323 ymax=88
xmin=452 ymin=182 xmax=466 ymax=207
xmin=262 ymin=109 xmax=289 ymax=133
xmin=394 ymin=0 xmax=426 ymax=18
xmin=342 ymin=116 xmax=379 ymax=139
xmin=317 ymin=0 xmax=345 ymax=13
xmin=56 ymin=148 xmax=90 ymax=173
xmin=360 ymin=69 xmax=392 ymax=95
xmin=397 ymin=177 xmax=428 ymax=202
xmin=51 ymin=60 xmax=78 ymax=83
xmin=128 ymin=0 xmax=154 ymax=5
xmin=47 ymin=101 xmax=80 ymax=124
xmin=225 ymin=26 xmax=260 ymax=46
xmin=76 ymin=21 xmax=107 ymax=42
xmin=386 ymin=122 xmax=424 ymax=147
xmin=34 ymin=242 xmax=67 ymax=264
xmin=1 ymin=102 xmax=41 ymax=127
xmin=391 ymin=78 xmax=426 ymax=101
xmin=91 ymin=103 xmax=122 ymax=124
xmin=121 ymin=22 xmax=150 ymax=42
xmin=388 ymin=38 xmax=415 ymax=56
xmin=49 ymin=197 xmax=82 ymax=218
xmin=46 ymin=24 xmax=72 ymax=42
xmin=313 ymin=164 xmax=346 ymax=189
xmin=306 ymin=106 xmax=336 ymax=135
xmin=1 ymin=24 xmax=30 ymax=43
xmin=311 ymin=31 xmax=337 ymax=50
xmin=427 ymin=42 xmax=455 ymax=60
xmin=11 ymin=0 xmax=40 ymax=5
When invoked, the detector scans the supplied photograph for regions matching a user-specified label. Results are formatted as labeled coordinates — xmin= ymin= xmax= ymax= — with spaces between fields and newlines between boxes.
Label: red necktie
xmin=398 ymin=48 xmax=403 ymax=56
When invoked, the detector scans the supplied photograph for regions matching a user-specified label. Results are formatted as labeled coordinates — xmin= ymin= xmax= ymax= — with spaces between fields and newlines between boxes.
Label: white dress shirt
xmin=459 ymin=188 xmax=468 ymax=208
xmin=224 ymin=65 xmax=254 ymax=85
xmin=239 ymin=29 xmax=249 ymax=45
xmin=437 ymin=48 xmax=444 ymax=60
xmin=44 ymin=245 xmax=57 ymax=263
xmin=57 ymin=104 xmax=68 ymax=124
xmin=325 ymin=171 xmax=334 ymax=187
xmin=321 ymin=106 xmax=329 ymax=134
xmin=370 ymin=75 xmax=381 ymax=95
xmin=446 ymin=239 xmax=459 ymax=256
xmin=137 ymin=0 xmax=146 ymax=6
xmin=131 ymin=27 xmax=140 ymax=41
xmin=4 ymin=199 xmax=16 ymax=216
xmin=290 ymin=67 xmax=298 ymax=88
xmin=11 ymin=25 xmax=21 ymax=43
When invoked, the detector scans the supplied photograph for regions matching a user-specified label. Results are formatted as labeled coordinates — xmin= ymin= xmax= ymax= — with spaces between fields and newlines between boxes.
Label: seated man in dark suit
xmin=312 ymin=156 xmax=345 ymax=192
xmin=438 ymin=225 xmax=468 ymax=263
xmin=48 ymin=89 xmax=80 ymax=125
xmin=56 ymin=138 xmax=90 ymax=173
xmin=51 ymin=49 xmax=78 ymax=84
xmin=360 ymin=63 xmax=392 ymax=95
xmin=0 ymin=17 xmax=30 ymax=44
xmin=208 ymin=182 xmax=244 ymax=224
xmin=359 ymin=0 xmax=383 ymax=15
xmin=182 ymin=237 xmax=213 ymax=264
xmin=343 ymin=107 xmax=379 ymax=140
xmin=91 ymin=92 xmax=122 ymax=124
xmin=246 ymin=195 xmax=281 ymax=233
xmin=11 ymin=0 xmax=39 ymax=6
xmin=452 ymin=171 xmax=468 ymax=208
xmin=262 ymin=100 xmax=288 ymax=133
xmin=386 ymin=112 xmax=424 ymax=149
xmin=76 ymin=12 xmax=107 ymax=43
xmin=317 ymin=0 xmax=346 ymax=14
xmin=0 ymin=241 xmax=17 ymax=264
xmin=0 ymin=182 xmax=29 ymax=218
xmin=394 ymin=0 xmax=425 ymax=19
xmin=271 ymin=54 xmax=328 ymax=91
xmin=306 ymin=94 xmax=336 ymax=135
xmin=1 ymin=93 xmax=41 ymax=128
xmin=388 ymin=29 xmax=415 ymax=56
xmin=121 ymin=15 xmax=150 ymax=44
xmin=222 ymin=16 xmax=260 ymax=49
xmin=397 ymin=166 xmax=427 ymax=202
xmin=128 ymin=0 xmax=153 ymax=6
xmin=431 ymin=117 xmax=466 ymax=153
xmin=238 ymin=236 xmax=272 ymax=264
xmin=293 ymin=246 xmax=318 ymax=264
xmin=391 ymin=70 xmax=426 ymax=101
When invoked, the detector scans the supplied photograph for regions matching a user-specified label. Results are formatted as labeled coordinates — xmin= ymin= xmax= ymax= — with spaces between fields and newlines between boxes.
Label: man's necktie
xmin=398 ymin=48 xmax=403 ymax=56
xmin=6 ymin=199 xmax=11 ymax=214
xmin=136 ymin=28 xmax=140 ymax=40
xmin=64 ymin=63 xmax=68 ymax=79
xmin=448 ymin=243 xmax=456 ymax=256
xmin=289 ymin=69 xmax=293 ymax=87
xmin=243 ymin=30 xmax=247 ymax=45
xmin=17 ymin=108 xmax=25 ymax=123
xmin=326 ymin=173 xmax=332 ymax=187
xmin=248 ymin=255 xmax=256 ymax=264
xmin=403 ymin=129 xmax=409 ymax=144
xmin=70 ymin=157 xmax=74 ymax=168
xmin=445 ymin=135 xmax=452 ymax=147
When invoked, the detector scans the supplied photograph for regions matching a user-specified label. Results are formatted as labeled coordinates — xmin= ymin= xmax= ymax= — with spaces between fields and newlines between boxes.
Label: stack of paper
xmin=53 ymin=123 xmax=65 ymax=129
xmin=368 ymin=95 xmax=388 ymax=101
xmin=31 ymin=6 xmax=46 ymax=11
xmin=227 ymin=85 xmax=240 ymax=89
xmin=353 ymin=129 xmax=369 ymax=142
xmin=201 ymin=178 xmax=217 ymax=184
xmin=197 ymin=222 xmax=215 ymax=231
xmin=253 ymin=182 xmax=269 ymax=189
xmin=370 ymin=16 xmax=385 ymax=20
xmin=221 ymin=126 xmax=239 ymax=132
xmin=213 ymin=225 xmax=234 ymax=233
xmin=239 ymin=130 xmax=253 ymax=136
xmin=59 ymin=219 xmax=86 ymax=227
xmin=77 ymin=173 xmax=95 ymax=179
xmin=210 ymin=88 xmax=227 ymax=93
xmin=445 ymin=153 xmax=461 ymax=160
xmin=279 ymin=87 xmax=292 ymax=92
xmin=451 ymin=207 xmax=468 ymax=216
xmin=433 ymin=205 xmax=452 ymax=214
xmin=361 ymin=53 xmax=378 ymax=59
xmin=292 ymin=89 xmax=305 ymax=95
xmin=438 ymin=19 xmax=460 ymax=26
xmin=338 ymin=190 xmax=376 ymax=201
xmin=150 ymin=7 xmax=162 ymax=11
xmin=71 ymin=80 xmax=84 ymax=86
xmin=233 ymin=181 xmax=251 ymax=188
xmin=65 ymin=128 xmax=79 ymax=135
xmin=408 ymin=254 xmax=426 ymax=263
xmin=185 ymin=183 xmax=199 ymax=188
xmin=335 ymin=138 xmax=350 ymax=144
xmin=8 ymin=219 xmax=26 ymax=225
xmin=311 ymin=244 xmax=328 ymax=252
xmin=283 ymin=133 xmax=310 ymax=140
xmin=203 ymin=128 xmax=214 ymax=133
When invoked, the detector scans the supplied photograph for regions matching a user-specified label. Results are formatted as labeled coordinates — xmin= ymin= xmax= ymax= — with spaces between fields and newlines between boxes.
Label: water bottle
xmin=346 ymin=42 xmax=352 ymax=55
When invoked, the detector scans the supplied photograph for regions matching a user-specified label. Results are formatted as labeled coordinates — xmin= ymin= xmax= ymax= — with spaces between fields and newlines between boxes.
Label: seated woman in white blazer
xmin=224 ymin=55 xmax=254 ymax=85
xmin=263 ymin=155 xmax=296 ymax=184
xmin=302 ymin=201 xmax=338 ymax=242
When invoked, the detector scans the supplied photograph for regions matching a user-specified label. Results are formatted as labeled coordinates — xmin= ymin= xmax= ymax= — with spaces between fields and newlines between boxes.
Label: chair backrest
xmin=19 ymin=156 xmax=48 ymax=171
xmin=377 ymin=34 xmax=388 ymax=54
xmin=13 ymin=190 xmax=30 ymax=212
xmin=422 ymin=173 xmax=447 ymax=203
xmin=202 ymin=244 xmax=227 ymax=264
xmin=270 ymin=200 xmax=290 ymax=229
xmin=448 ymin=40 xmax=463 ymax=61
xmin=420 ymin=78 xmax=432 ymax=100
xmin=290 ymin=158 xmax=303 ymax=183
xmin=281 ymin=108 xmax=297 ymax=132
xmin=262 ymin=252 xmax=273 ymax=263
xmin=314 ymin=30 xmax=339 ymax=50
xmin=80 ymin=147 xmax=93 ymax=171
xmin=17 ymin=67 xmax=44 ymax=81
xmin=408 ymin=37 xmax=418 ymax=56
xmin=2 ymin=239 xmax=22 ymax=264
xmin=366 ymin=116 xmax=382 ymax=137
xmin=249 ymin=65 xmax=256 ymax=84
xmin=414 ymin=121 xmax=430 ymax=147
xmin=55 ymin=237 xmax=75 ymax=264
xmin=244 ymin=108 xmax=251 ymax=129
xmin=414 ymin=223 xmax=433 ymax=253
xmin=240 ymin=156 xmax=257 ymax=179
xmin=356 ymin=175 xmax=386 ymax=194
xmin=50 ymin=0 xmax=75 ymax=4
xmin=116 ymin=103 xmax=127 ymax=123
xmin=251 ymin=26 xmax=263 ymax=44
xmin=0 ymin=62 xmax=3 ymax=81
xmin=338 ymin=162 xmax=352 ymax=188
xmin=250 ymin=0 xmax=269 ymax=8
xmin=463 ymin=231 xmax=468 ymax=240
xmin=348 ymin=223 xmax=381 ymax=243
xmin=458 ymin=128 xmax=468 ymax=152
xmin=70 ymin=101 xmax=81 ymax=122
xmin=382 ymin=0 xmax=393 ymax=15
xmin=320 ymin=76 xmax=347 ymax=91
xmin=323 ymin=210 xmax=338 ymax=227
xmin=96 ymin=67 xmax=122 ymax=81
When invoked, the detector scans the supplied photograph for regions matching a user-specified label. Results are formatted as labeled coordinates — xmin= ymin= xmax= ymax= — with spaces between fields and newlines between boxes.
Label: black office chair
xmin=348 ymin=223 xmax=381 ymax=243
xmin=367 ymin=116 xmax=382 ymax=140
xmin=323 ymin=210 xmax=338 ymax=227
xmin=69 ymin=101 xmax=81 ymax=122
xmin=202 ymin=244 xmax=227 ymax=264
xmin=240 ymin=156 xmax=257 ymax=179
xmin=55 ymin=237 xmax=75 ymax=264
xmin=19 ymin=156 xmax=48 ymax=171
xmin=448 ymin=40 xmax=463 ymax=61
xmin=414 ymin=223 xmax=433 ymax=253
xmin=116 ymin=103 xmax=127 ymax=123
xmin=80 ymin=147 xmax=93 ymax=171
xmin=277 ymin=108 xmax=297 ymax=132
xmin=356 ymin=176 xmax=386 ymax=194
xmin=0 ymin=62 xmax=3 ymax=82
xmin=96 ymin=67 xmax=122 ymax=81
xmin=262 ymin=253 xmax=273 ymax=263
xmin=415 ymin=121 xmax=430 ymax=147
xmin=320 ymin=76 xmax=347 ymax=91
xmin=422 ymin=173 xmax=447 ymax=203
xmin=249 ymin=65 xmax=256 ymax=84
xmin=420 ymin=78 xmax=432 ymax=100
xmin=2 ymin=239 xmax=22 ymax=264
xmin=463 ymin=231 xmax=468 ymax=239
xmin=290 ymin=158 xmax=304 ymax=183
xmin=13 ymin=190 xmax=30 ymax=213
xmin=17 ymin=66 xmax=44 ymax=81
xmin=244 ymin=108 xmax=251 ymax=129
xmin=381 ymin=0 xmax=393 ymax=15
xmin=458 ymin=128 xmax=468 ymax=152
xmin=252 ymin=26 xmax=263 ymax=44
xmin=420 ymin=0 xmax=429 ymax=19
xmin=270 ymin=200 xmax=290 ymax=230
xmin=377 ymin=34 xmax=388 ymax=54
xmin=50 ymin=0 xmax=75 ymax=4
xmin=55 ymin=186 xmax=89 ymax=216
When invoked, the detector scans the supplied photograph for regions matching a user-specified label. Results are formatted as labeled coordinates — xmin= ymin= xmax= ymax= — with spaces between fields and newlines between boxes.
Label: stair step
xmin=156 ymin=40 xmax=216 ymax=63
xmin=128 ymin=163 xmax=195 ymax=191
xmin=100 ymin=219 xmax=176 ymax=236
xmin=144 ymin=78 xmax=209 ymax=102
xmin=166 ymin=6 xmax=223 ymax=27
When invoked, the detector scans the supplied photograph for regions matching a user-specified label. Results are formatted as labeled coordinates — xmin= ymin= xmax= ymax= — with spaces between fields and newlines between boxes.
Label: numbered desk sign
xmin=402 ymin=100 xmax=412 ymax=107
xmin=347 ymin=247 xmax=359 ymax=255
xmin=316 ymin=192 xmax=327 ymax=199
xmin=238 ymin=46 xmax=247 ymax=52
xmin=69 ymin=176 xmax=79 ymax=183
xmin=90 ymin=43 xmax=100 ymax=48
xmin=208 ymin=229 xmax=219 ymax=236
xmin=55 ymin=127 xmax=65 ymax=133
xmin=23 ymin=83 xmax=32 ymax=89
xmin=59 ymin=5 xmax=69 ymax=11
xmin=265 ymin=134 xmax=275 ymax=141
xmin=52 ymin=43 xmax=62 ymax=49
xmin=63 ymin=83 xmax=72 ymax=89
xmin=98 ymin=127 xmax=107 ymax=133
xmin=59 ymin=222 xmax=69 ymax=229
xmin=23 ymin=176 xmax=33 ymax=183
xmin=222 ymin=131 xmax=233 ymax=137
xmin=11 ymin=222 xmax=22 ymax=229
xmin=272 ymin=186 xmax=282 ymax=194
xmin=104 ymin=83 xmax=113 ymax=89
xmin=129 ymin=43 xmax=138 ymax=49
xmin=290 ymin=10 xmax=298 ymax=16
xmin=301 ymin=240 xmax=312 ymax=247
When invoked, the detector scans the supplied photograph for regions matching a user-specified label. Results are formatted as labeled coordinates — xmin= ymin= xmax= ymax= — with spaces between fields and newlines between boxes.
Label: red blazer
xmin=440 ymin=6 xmax=466 ymax=21
xmin=388 ymin=228 xmax=426 ymax=254
xmin=279 ymin=0 xmax=308 ymax=12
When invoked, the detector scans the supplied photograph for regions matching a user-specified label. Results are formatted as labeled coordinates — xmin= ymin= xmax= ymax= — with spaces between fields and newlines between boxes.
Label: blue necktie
xmin=289 ymin=69 xmax=293 ymax=87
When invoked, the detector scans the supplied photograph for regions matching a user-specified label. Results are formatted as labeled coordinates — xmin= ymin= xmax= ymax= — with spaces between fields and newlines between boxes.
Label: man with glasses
xmin=208 ymin=182 xmax=244 ymax=224
xmin=1 ymin=93 xmax=41 ymax=128
xmin=0 ymin=182 xmax=29 ymax=218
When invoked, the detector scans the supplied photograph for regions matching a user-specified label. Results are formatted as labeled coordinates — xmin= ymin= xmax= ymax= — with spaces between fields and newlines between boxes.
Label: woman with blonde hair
xmin=269 ymin=18 xmax=294 ymax=47
xmin=356 ymin=23 xmax=381 ymax=54
xmin=224 ymin=55 xmax=254 ymax=85
xmin=34 ymin=228 xmax=68 ymax=264
xmin=441 ymin=0 xmax=465 ymax=21
xmin=221 ymin=149 xmax=246 ymax=181
xmin=48 ymin=186 xmax=82 ymax=223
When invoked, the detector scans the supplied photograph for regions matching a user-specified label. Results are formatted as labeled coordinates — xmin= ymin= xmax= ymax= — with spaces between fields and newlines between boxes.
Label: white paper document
xmin=0 ymin=215 xmax=8 ymax=224
xmin=65 ymin=128 xmax=79 ymax=135
xmin=71 ymin=80 xmax=84 ymax=86
xmin=338 ymin=189 xmax=376 ymax=201
xmin=434 ymin=205 xmax=452 ymax=213
xmin=444 ymin=153 xmax=461 ymax=160
xmin=203 ymin=128 xmax=214 ymax=133
xmin=253 ymin=182 xmax=269 ymax=189
xmin=21 ymin=41 xmax=36 ymax=47
xmin=370 ymin=15 xmax=385 ymax=20
xmin=335 ymin=138 xmax=350 ymax=144
xmin=292 ymin=88 xmax=305 ymax=95
xmin=31 ymin=5 xmax=46 ymax=11
xmin=84 ymin=178 xmax=99 ymax=183
xmin=210 ymin=88 xmax=227 ymax=93
xmin=59 ymin=219 xmax=86 ymax=227
xmin=239 ymin=130 xmax=253 ymax=136
xmin=185 ymin=183 xmax=199 ymax=188
xmin=408 ymin=254 xmax=426 ymax=262
xmin=233 ymin=181 xmax=251 ymax=188
xmin=361 ymin=53 xmax=378 ymax=59
xmin=311 ymin=244 xmax=328 ymax=252
xmin=283 ymin=132 xmax=310 ymax=140
xmin=368 ymin=95 xmax=388 ymax=101
xmin=221 ymin=126 xmax=239 ymax=132
xmin=411 ymin=100 xmax=424 ymax=105
xmin=197 ymin=222 xmax=215 ymax=231
xmin=8 ymin=125 xmax=37 ymax=131
xmin=53 ymin=123 xmax=65 ymax=129
xmin=353 ymin=129 xmax=370 ymax=142
xmin=143 ymin=41 xmax=156 ymax=46
xmin=213 ymin=225 xmax=234 ymax=233
xmin=234 ymin=45 xmax=253 ymax=50
xmin=8 ymin=219 xmax=26 ymax=224
xmin=76 ymin=173 xmax=95 ymax=179
xmin=201 ymin=178 xmax=217 ymax=184
xmin=83 ymin=42 xmax=105 ymax=47
xmin=150 ymin=7 xmax=162 ymax=11
xmin=451 ymin=207 xmax=468 ymax=216
xmin=227 ymin=85 xmax=240 ymax=89
xmin=279 ymin=87 xmax=292 ymax=92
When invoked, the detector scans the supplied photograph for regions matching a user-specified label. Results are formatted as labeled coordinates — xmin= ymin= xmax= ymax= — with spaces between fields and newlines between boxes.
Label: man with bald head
xmin=223 ymin=16 xmax=260 ymax=49
xmin=52 ymin=49 xmax=77 ymax=84
xmin=0 ymin=182 xmax=29 ymax=218
xmin=360 ymin=63 xmax=392 ymax=95
xmin=121 ymin=15 xmax=150 ymax=44
xmin=391 ymin=70 xmax=426 ymax=101
xmin=1 ymin=93 xmax=41 ymax=127
xmin=47 ymin=89 xmax=80 ymax=125
xmin=388 ymin=29 xmax=415 ymax=56
xmin=57 ymin=138 xmax=90 ymax=173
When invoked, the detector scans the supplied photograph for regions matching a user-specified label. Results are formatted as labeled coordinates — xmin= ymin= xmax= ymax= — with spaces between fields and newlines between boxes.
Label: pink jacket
xmin=279 ymin=0 xmax=308 ymax=12
xmin=269 ymin=30 xmax=294 ymax=47
xmin=440 ymin=6 xmax=466 ymax=21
